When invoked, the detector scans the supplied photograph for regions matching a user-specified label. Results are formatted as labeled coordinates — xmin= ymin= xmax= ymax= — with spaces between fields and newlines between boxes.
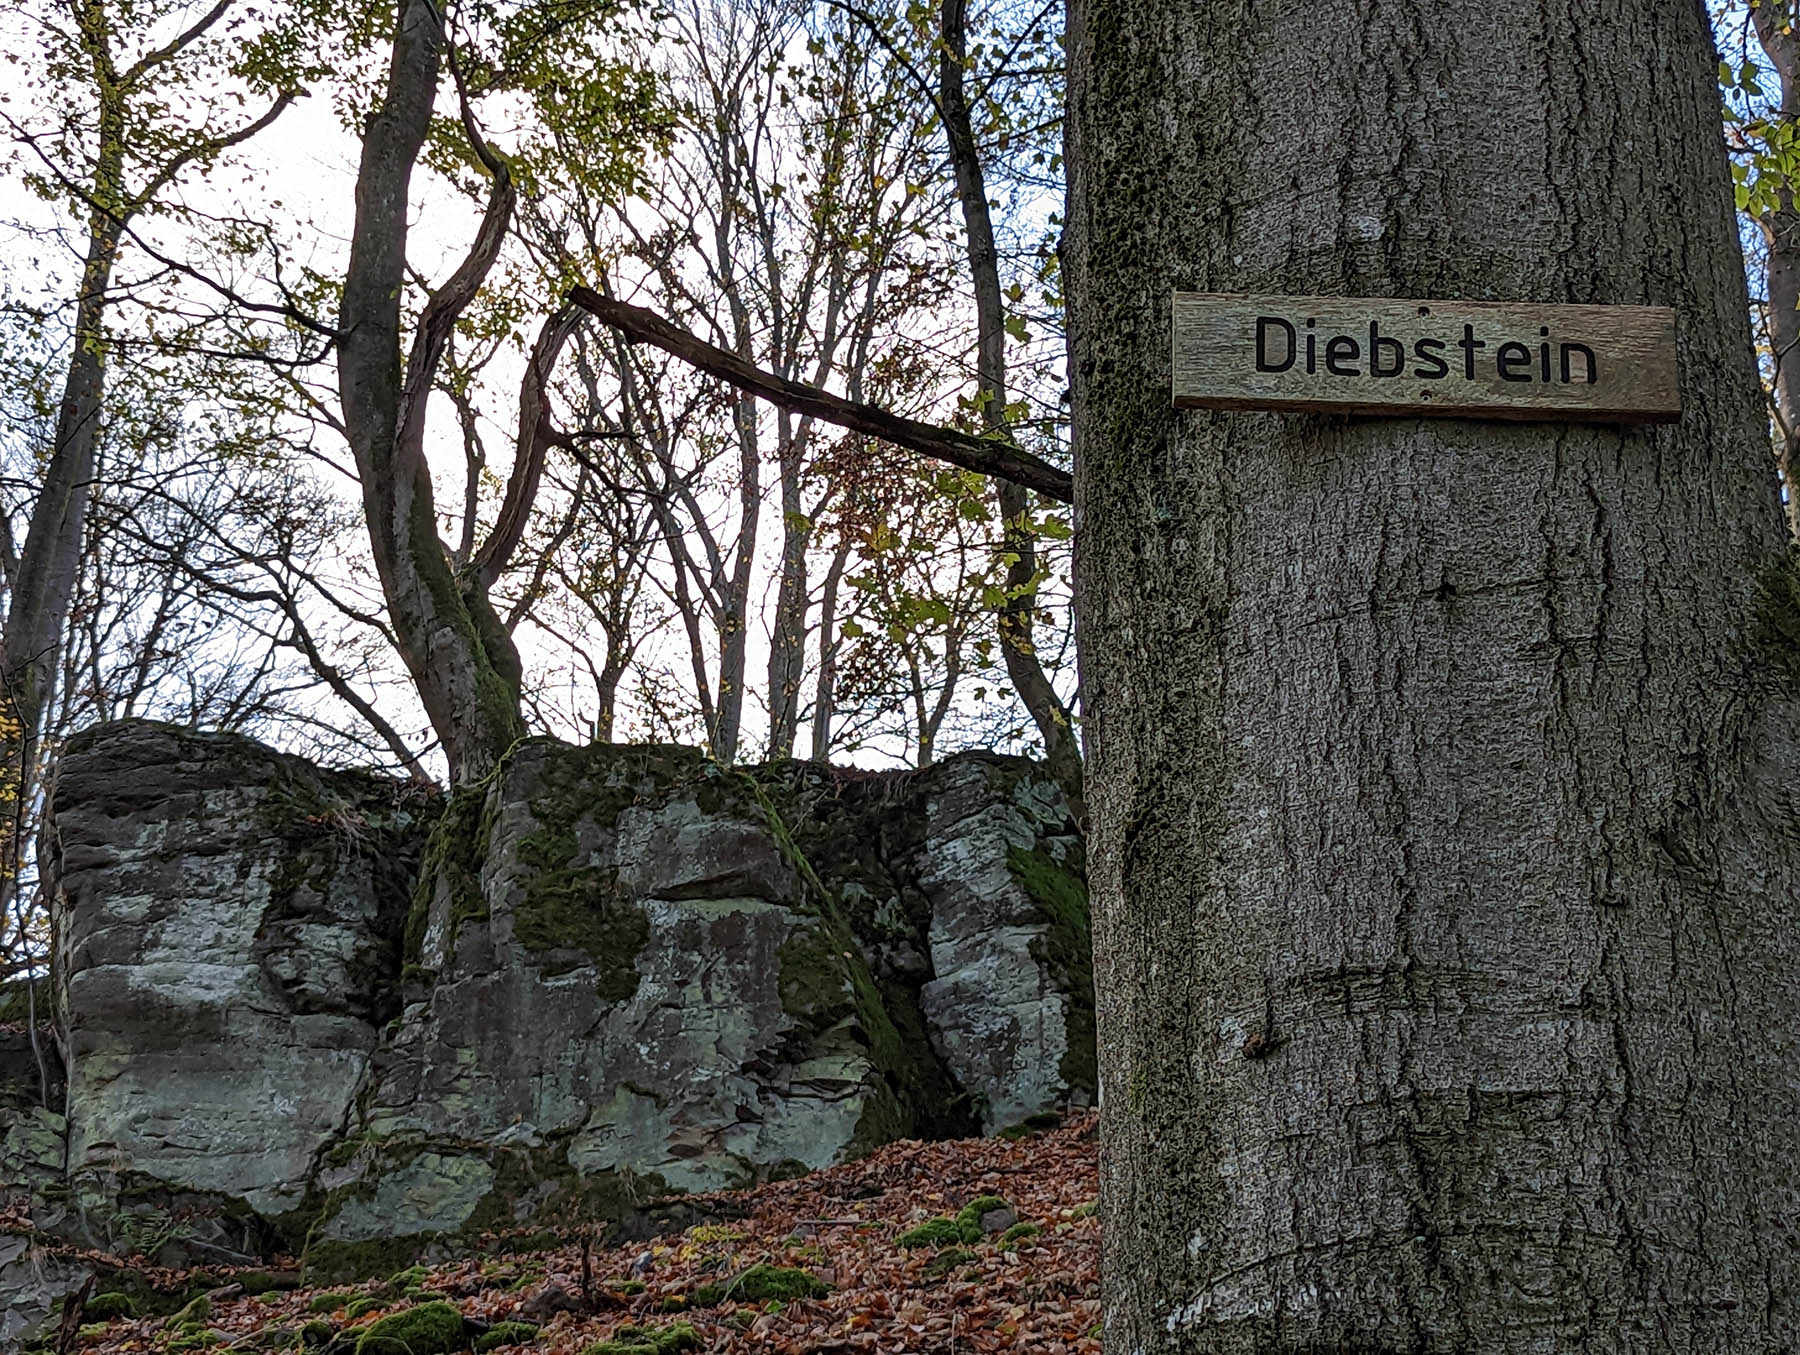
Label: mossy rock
xmin=166 ymin=1297 xmax=212 ymax=1328
xmin=999 ymin=1222 xmax=1042 ymax=1246
xmin=955 ymin=1196 xmax=1013 ymax=1236
xmin=923 ymin=1248 xmax=979 ymax=1278
xmin=585 ymin=1321 xmax=701 ymax=1355
xmin=308 ymin=1294 xmax=356 ymax=1315
xmin=385 ymin=1267 xmax=429 ymax=1294
xmin=344 ymin=1298 xmax=383 ymax=1320
xmin=83 ymin=1292 xmax=138 ymax=1321
xmin=301 ymin=1321 xmax=335 ymax=1348
xmin=353 ymin=1302 xmax=465 ymax=1355
xmin=896 ymin=1218 xmax=965 ymax=1249
xmin=691 ymin=1264 xmax=828 ymax=1306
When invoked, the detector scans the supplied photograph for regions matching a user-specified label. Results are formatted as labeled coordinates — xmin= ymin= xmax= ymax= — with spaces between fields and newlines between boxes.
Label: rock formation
xmin=0 ymin=720 xmax=1090 ymax=1338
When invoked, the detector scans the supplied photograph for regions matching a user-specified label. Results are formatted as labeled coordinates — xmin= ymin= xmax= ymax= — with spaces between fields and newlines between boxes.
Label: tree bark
xmin=338 ymin=0 xmax=524 ymax=784
xmin=1066 ymin=0 xmax=1800 ymax=1349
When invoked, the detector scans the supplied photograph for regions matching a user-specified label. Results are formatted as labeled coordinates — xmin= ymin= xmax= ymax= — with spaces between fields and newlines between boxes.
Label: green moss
xmin=615 ymin=1280 xmax=646 ymax=1295
xmin=1070 ymin=1200 xmax=1098 ymax=1221
xmin=474 ymin=1321 xmax=539 ymax=1352
xmin=300 ymin=1321 xmax=335 ymax=1347
xmin=586 ymin=1321 xmax=701 ymax=1355
xmin=354 ymin=1302 xmax=465 ymax=1355
xmin=511 ymin=825 xmax=647 ymax=1002
xmin=502 ymin=745 xmax=684 ymax=1002
xmin=167 ymin=1332 xmax=225 ymax=1353
xmin=406 ymin=785 xmax=499 ymax=971
xmin=344 ymin=1297 xmax=383 ymax=1320
xmin=168 ymin=1297 xmax=211 ymax=1327
xmin=304 ymin=1235 xmax=440 ymax=1287
xmin=955 ymin=1196 xmax=1013 ymax=1237
xmin=1006 ymin=846 xmax=1096 ymax=1100
xmin=922 ymin=1248 xmax=979 ymax=1278
xmin=385 ymin=1267 xmax=428 ymax=1294
xmin=896 ymin=1218 xmax=965 ymax=1249
xmin=83 ymin=1292 xmax=138 ymax=1321
xmin=691 ymin=1264 xmax=829 ymax=1306
xmin=307 ymin=1293 xmax=355 ymax=1314
xmin=999 ymin=1222 xmax=1041 ymax=1245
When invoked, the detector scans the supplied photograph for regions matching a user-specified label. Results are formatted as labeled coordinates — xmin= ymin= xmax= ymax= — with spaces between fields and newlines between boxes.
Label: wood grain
xmin=1171 ymin=292 xmax=1680 ymax=422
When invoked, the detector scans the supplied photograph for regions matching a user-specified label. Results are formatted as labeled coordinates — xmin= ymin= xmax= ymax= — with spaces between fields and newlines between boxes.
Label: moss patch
xmin=585 ymin=1321 xmax=700 ymax=1355
xmin=83 ymin=1292 xmax=138 ymax=1322
xmin=405 ymin=784 xmax=499 ymax=971
xmin=691 ymin=1264 xmax=829 ymax=1306
xmin=956 ymin=1195 xmax=1012 ymax=1231
xmin=896 ymin=1218 xmax=965 ymax=1249
xmin=474 ymin=1321 xmax=539 ymax=1352
xmin=1006 ymin=846 xmax=1096 ymax=1100
xmin=354 ymin=1302 xmax=465 ymax=1355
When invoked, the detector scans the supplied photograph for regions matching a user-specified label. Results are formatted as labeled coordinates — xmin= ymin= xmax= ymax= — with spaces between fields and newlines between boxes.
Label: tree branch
xmin=565 ymin=287 xmax=1072 ymax=503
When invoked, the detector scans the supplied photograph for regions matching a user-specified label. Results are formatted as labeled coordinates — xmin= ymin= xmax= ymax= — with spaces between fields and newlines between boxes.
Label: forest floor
xmin=57 ymin=1114 xmax=1101 ymax=1355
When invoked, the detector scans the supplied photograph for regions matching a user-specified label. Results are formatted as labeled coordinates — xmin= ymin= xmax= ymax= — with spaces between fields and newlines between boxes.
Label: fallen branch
xmin=566 ymin=287 xmax=1074 ymax=504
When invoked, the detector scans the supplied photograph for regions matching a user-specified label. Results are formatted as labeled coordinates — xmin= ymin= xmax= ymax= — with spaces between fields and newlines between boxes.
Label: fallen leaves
xmin=63 ymin=1114 xmax=1102 ymax=1355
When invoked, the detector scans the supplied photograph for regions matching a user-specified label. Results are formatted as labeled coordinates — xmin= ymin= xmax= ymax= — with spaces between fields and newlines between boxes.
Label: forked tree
xmin=1065 ymin=0 xmax=1800 ymax=1349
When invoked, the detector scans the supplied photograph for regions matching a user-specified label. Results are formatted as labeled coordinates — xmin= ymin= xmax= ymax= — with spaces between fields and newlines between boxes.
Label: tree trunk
xmin=1752 ymin=2 xmax=1800 ymax=538
xmin=767 ymin=418 xmax=810 ymax=759
xmin=939 ymin=0 xmax=1084 ymax=800
xmin=2 ymin=213 xmax=116 ymax=764
xmin=337 ymin=0 xmax=524 ymax=784
xmin=1066 ymin=0 xmax=1800 ymax=1349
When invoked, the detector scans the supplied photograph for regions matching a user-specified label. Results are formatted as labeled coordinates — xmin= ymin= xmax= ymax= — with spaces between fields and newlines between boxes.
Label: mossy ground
xmin=584 ymin=1321 xmax=700 ymax=1355
xmin=690 ymin=1264 xmax=829 ymax=1306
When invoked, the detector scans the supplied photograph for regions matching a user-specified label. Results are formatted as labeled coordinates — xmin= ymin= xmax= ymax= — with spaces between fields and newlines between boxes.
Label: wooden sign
xmin=1171 ymin=293 xmax=1679 ymax=422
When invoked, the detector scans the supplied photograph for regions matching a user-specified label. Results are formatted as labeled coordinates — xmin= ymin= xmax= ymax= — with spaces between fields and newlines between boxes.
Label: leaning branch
xmin=566 ymin=287 xmax=1074 ymax=503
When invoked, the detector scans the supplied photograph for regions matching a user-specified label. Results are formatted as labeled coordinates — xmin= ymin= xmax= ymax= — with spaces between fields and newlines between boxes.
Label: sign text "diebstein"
xmin=1170 ymin=293 xmax=1679 ymax=422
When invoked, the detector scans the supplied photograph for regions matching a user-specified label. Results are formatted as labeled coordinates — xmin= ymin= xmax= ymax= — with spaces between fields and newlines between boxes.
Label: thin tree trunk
xmin=810 ymin=542 xmax=850 ymax=760
xmin=1752 ymin=2 xmax=1800 ymax=538
xmin=939 ymin=0 xmax=1083 ymax=799
xmin=767 ymin=451 xmax=809 ymax=758
xmin=1067 ymin=1 xmax=1800 ymax=1349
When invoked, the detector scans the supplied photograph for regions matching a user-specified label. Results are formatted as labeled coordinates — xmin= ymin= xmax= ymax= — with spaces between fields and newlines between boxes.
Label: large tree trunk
xmin=1066 ymin=0 xmax=1800 ymax=1349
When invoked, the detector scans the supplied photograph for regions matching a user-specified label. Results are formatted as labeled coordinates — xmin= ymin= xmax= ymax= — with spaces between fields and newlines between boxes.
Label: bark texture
xmin=1065 ymin=1 xmax=1800 ymax=1349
